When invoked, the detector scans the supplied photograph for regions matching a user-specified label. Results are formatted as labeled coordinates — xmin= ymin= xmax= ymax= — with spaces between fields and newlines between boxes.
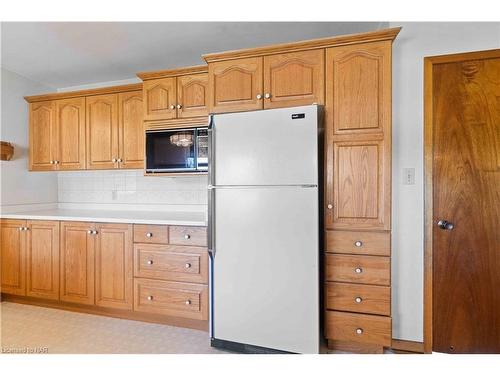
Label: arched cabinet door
xmin=29 ymin=101 xmax=56 ymax=171
xmin=263 ymin=49 xmax=324 ymax=109
xmin=208 ymin=57 xmax=263 ymax=113
xmin=118 ymin=90 xmax=144 ymax=169
xmin=55 ymin=97 xmax=86 ymax=170
xmin=177 ymin=73 xmax=209 ymax=118
xmin=143 ymin=77 xmax=176 ymax=121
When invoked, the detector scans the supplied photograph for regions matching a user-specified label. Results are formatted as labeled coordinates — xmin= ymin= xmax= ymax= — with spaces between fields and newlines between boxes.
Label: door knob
xmin=170 ymin=104 xmax=176 ymax=109
xmin=176 ymin=104 xmax=182 ymax=109
xmin=264 ymin=93 xmax=271 ymax=99
xmin=437 ymin=220 xmax=454 ymax=230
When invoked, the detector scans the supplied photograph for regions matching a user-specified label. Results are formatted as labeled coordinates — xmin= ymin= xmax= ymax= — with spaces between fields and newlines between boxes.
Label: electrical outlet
xmin=403 ymin=168 xmax=415 ymax=185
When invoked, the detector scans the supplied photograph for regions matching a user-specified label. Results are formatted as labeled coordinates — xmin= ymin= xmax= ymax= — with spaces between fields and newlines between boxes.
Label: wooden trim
xmin=24 ymin=83 xmax=143 ymax=103
xmin=203 ymin=27 xmax=401 ymax=62
xmin=391 ymin=339 xmax=424 ymax=353
xmin=327 ymin=339 xmax=384 ymax=354
xmin=137 ymin=65 xmax=208 ymax=81
xmin=1 ymin=293 xmax=208 ymax=331
xmin=0 ymin=141 xmax=14 ymax=160
xmin=425 ymin=48 xmax=500 ymax=65
xmin=144 ymin=116 xmax=208 ymax=131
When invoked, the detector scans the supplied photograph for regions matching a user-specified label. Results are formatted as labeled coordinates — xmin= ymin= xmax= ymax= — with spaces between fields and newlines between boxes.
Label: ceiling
xmin=1 ymin=22 xmax=387 ymax=89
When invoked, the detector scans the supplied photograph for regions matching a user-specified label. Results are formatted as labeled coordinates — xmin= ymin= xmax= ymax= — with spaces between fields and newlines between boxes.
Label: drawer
xmin=325 ymin=311 xmax=391 ymax=346
xmin=169 ymin=226 xmax=207 ymax=247
xmin=325 ymin=254 xmax=390 ymax=286
xmin=325 ymin=230 xmax=390 ymax=256
xmin=134 ymin=243 xmax=208 ymax=284
xmin=133 ymin=278 xmax=208 ymax=320
xmin=325 ymin=282 xmax=390 ymax=316
xmin=134 ymin=224 xmax=169 ymax=244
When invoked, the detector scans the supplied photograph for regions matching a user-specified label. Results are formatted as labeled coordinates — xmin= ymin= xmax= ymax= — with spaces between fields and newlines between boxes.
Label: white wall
xmin=389 ymin=22 xmax=500 ymax=342
xmin=0 ymin=68 xmax=58 ymax=212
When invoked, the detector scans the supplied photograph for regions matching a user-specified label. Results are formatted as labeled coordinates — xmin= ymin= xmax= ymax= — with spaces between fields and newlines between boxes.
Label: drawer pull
xmin=185 ymin=263 xmax=192 ymax=269
xmin=185 ymin=300 xmax=191 ymax=305
xmin=356 ymin=328 xmax=364 ymax=335
xmin=147 ymin=260 xmax=154 ymax=265
xmin=355 ymin=297 xmax=363 ymax=303
xmin=147 ymin=296 xmax=153 ymax=301
xmin=354 ymin=240 xmax=363 ymax=247
xmin=355 ymin=267 xmax=363 ymax=274
xmin=184 ymin=234 xmax=191 ymax=240
xmin=146 ymin=232 xmax=153 ymax=238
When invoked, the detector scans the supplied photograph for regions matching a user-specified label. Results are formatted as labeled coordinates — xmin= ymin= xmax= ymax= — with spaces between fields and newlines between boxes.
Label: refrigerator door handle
xmin=208 ymin=115 xmax=216 ymax=257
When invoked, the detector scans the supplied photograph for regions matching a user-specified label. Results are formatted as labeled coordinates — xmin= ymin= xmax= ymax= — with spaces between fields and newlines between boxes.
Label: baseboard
xmin=391 ymin=339 xmax=425 ymax=353
xmin=1 ymin=293 xmax=208 ymax=332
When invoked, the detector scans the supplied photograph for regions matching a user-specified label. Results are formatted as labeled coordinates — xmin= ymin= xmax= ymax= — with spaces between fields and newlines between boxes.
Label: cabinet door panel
xmin=263 ymin=50 xmax=324 ymax=109
xmin=26 ymin=220 xmax=60 ymax=300
xmin=143 ymin=77 xmax=177 ymax=121
xmin=118 ymin=91 xmax=144 ymax=169
xmin=56 ymin=98 xmax=86 ymax=170
xmin=209 ymin=57 xmax=263 ymax=113
xmin=177 ymin=73 xmax=209 ymax=118
xmin=327 ymin=41 xmax=391 ymax=135
xmin=86 ymin=94 xmax=119 ymax=169
xmin=29 ymin=101 xmax=56 ymax=171
xmin=326 ymin=140 xmax=389 ymax=230
xmin=60 ymin=222 xmax=95 ymax=305
xmin=95 ymin=223 xmax=133 ymax=310
xmin=0 ymin=219 xmax=27 ymax=295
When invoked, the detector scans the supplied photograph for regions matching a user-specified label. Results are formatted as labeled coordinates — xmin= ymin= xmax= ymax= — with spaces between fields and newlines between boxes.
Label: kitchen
xmin=1 ymin=16 xmax=499 ymax=365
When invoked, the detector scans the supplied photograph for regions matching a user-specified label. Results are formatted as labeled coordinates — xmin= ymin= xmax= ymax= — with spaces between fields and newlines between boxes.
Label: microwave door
xmin=146 ymin=129 xmax=197 ymax=172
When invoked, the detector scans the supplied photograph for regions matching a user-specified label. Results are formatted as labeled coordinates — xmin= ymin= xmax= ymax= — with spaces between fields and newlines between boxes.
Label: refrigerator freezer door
xmin=212 ymin=105 xmax=319 ymax=186
xmin=212 ymin=186 xmax=319 ymax=353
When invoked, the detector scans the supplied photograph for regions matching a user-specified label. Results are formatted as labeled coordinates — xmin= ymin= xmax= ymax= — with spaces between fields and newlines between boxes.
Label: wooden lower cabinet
xmin=1 ymin=219 xmax=27 ymax=295
xmin=95 ymin=223 xmax=133 ymax=310
xmin=60 ymin=221 xmax=95 ymax=305
xmin=26 ymin=221 xmax=60 ymax=300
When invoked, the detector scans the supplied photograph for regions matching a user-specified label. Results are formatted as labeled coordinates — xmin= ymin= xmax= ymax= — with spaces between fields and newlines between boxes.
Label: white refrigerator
xmin=208 ymin=105 xmax=321 ymax=354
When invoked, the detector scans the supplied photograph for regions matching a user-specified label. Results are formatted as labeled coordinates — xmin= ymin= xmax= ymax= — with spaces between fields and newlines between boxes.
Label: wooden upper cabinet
xmin=326 ymin=41 xmax=391 ymax=135
xmin=86 ymin=94 xmax=119 ymax=170
xmin=55 ymin=98 xmax=86 ymax=170
xmin=118 ymin=91 xmax=144 ymax=169
xmin=209 ymin=57 xmax=263 ymax=113
xmin=177 ymin=73 xmax=209 ymax=118
xmin=263 ymin=50 xmax=324 ymax=109
xmin=143 ymin=77 xmax=177 ymax=121
xmin=95 ymin=223 xmax=133 ymax=310
xmin=60 ymin=221 xmax=95 ymax=305
xmin=26 ymin=220 xmax=60 ymax=300
xmin=29 ymin=101 xmax=56 ymax=171
xmin=326 ymin=139 xmax=390 ymax=231
xmin=1 ymin=219 xmax=27 ymax=296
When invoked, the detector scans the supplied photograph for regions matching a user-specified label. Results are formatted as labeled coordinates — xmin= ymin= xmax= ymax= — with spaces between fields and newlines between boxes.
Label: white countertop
xmin=0 ymin=208 xmax=207 ymax=226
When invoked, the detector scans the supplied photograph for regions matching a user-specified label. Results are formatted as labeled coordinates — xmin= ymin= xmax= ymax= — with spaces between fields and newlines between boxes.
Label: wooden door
xmin=263 ymin=50 xmax=324 ymax=109
xmin=95 ymin=223 xmax=133 ymax=310
xmin=143 ymin=77 xmax=177 ymax=121
xmin=177 ymin=73 xmax=209 ymax=118
xmin=208 ymin=57 xmax=263 ymax=113
xmin=55 ymin=97 xmax=86 ymax=170
xmin=86 ymin=94 xmax=119 ymax=169
xmin=60 ymin=221 xmax=95 ymax=305
xmin=29 ymin=101 xmax=56 ymax=171
xmin=26 ymin=220 xmax=60 ymax=300
xmin=118 ymin=91 xmax=144 ymax=169
xmin=0 ymin=219 xmax=27 ymax=295
xmin=430 ymin=51 xmax=500 ymax=353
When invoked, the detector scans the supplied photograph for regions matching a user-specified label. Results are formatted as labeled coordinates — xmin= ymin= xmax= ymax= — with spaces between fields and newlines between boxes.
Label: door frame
xmin=423 ymin=48 xmax=500 ymax=354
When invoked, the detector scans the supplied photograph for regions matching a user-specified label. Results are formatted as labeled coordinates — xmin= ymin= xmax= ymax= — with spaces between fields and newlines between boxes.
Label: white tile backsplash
xmin=57 ymin=170 xmax=208 ymax=212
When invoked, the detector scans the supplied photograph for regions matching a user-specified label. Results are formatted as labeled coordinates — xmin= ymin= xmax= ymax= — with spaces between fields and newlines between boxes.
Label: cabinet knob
xmin=355 ymin=267 xmax=363 ymax=274
xmin=24 ymin=227 xmax=30 ymax=231
xmin=147 ymin=260 xmax=153 ymax=265
xmin=170 ymin=104 xmax=176 ymax=110
xmin=185 ymin=300 xmax=191 ymax=305
xmin=55 ymin=160 xmax=59 ymax=164
xmin=117 ymin=158 xmax=123 ymax=163
xmin=176 ymin=104 xmax=182 ymax=109
xmin=355 ymin=297 xmax=363 ymax=303
xmin=146 ymin=232 xmax=153 ymax=238
xmin=147 ymin=296 xmax=153 ymax=301
xmin=184 ymin=234 xmax=191 ymax=240
xmin=19 ymin=227 xmax=24 ymax=231
xmin=264 ymin=93 xmax=271 ymax=99
xmin=112 ymin=158 xmax=117 ymax=162
xmin=87 ymin=230 xmax=93 ymax=234
xmin=93 ymin=230 xmax=98 ymax=235
xmin=50 ymin=160 xmax=54 ymax=164
xmin=327 ymin=204 xmax=333 ymax=210
xmin=354 ymin=241 xmax=363 ymax=247
xmin=256 ymin=94 xmax=262 ymax=100
xmin=185 ymin=263 xmax=191 ymax=269
xmin=356 ymin=328 xmax=364 ymax=335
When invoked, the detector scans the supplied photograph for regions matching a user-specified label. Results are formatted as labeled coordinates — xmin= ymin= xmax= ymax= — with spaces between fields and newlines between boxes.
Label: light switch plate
xmin=403 ymin=168 xmax=415 ymax=185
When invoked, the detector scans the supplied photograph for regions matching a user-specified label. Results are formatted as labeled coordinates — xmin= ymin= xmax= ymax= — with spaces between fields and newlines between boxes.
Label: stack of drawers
xmin=324 ymin=230 xmax=392 ymax=351
xmin=133 ymin=224 xmax=208 ymax=321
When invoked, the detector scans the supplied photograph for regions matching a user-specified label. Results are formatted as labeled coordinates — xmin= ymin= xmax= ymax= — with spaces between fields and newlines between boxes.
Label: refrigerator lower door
xmin=211 ymin=186 xmax=319 ymax=353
